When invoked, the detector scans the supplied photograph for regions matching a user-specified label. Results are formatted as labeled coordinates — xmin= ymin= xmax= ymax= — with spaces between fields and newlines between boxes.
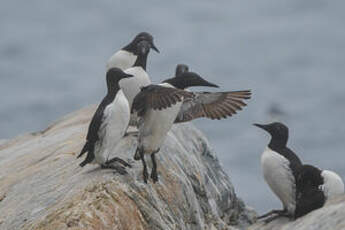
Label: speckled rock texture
xmin=249 ymin=195 xmax=345 ymax=230
xmin=0 ymin=105 xmax=254 ymax=230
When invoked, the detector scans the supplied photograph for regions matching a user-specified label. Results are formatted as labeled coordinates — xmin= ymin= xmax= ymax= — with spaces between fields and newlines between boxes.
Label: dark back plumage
xmin=77 ymin=94 xmax=116 ymax=166
xmin=295 ymin=164 xmax=325 ymax=218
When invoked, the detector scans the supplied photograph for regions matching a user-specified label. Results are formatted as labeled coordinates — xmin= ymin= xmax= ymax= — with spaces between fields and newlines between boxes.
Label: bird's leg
xmin=139 ymin=147 xmax=148 ymax=184
xmin=150 ymin=150 xmax=159 ymax=183
xmin=257 ymin=209 xmax=286 ymax=219
xmin=263 ymin=211 xmax=291 ymax=224
xmin=106 ymin=157 xmax=132 ymax=168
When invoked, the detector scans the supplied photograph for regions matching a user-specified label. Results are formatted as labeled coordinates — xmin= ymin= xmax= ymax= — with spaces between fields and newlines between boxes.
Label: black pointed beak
xmin=125 ymin=73 xmax=134 ymax=78
xmin=151 ymin=42 xmax=159 ymax=53
xmin=253 ymin=123 xmax=269 ymax=132
xmin=201 ymin=79 xmax=219 ymax=88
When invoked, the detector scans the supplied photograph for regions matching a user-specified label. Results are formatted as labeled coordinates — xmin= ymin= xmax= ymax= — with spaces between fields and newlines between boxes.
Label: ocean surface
xmin=1 ymin=0 xmax=344 ymax=213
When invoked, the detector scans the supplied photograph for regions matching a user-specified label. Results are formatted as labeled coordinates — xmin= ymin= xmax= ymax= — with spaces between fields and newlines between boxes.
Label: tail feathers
xmin=78 ymin=142 xmax=95 ymax=167
xmin=77 ymin=142 xmax=90 ymax=158
xmin=79 ymin=151 xmax=95 ymax=167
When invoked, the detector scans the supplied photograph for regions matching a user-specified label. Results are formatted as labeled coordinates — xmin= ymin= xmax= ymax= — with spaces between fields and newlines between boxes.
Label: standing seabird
xmin=132 ymin=79 xmax=251 ymax=183
xmin=106 ymin=32 xmax=159 ymax=71
xmin=253 ymin=122 xmax=302 ymax=222
xmin=77 ymin=68 xmax=133 ymax=174
xmin=295 ymin=164 xmax=344 ymax=218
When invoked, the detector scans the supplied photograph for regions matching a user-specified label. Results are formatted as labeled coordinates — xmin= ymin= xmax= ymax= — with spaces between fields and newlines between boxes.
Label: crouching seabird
xmin=106 ymin=32 xmax=159 ymax=71
xmin=132 ymin=78 xmax=251 ymax=183
xmin=77 ymin=68 xmax=133 ymax=174
xmin=254 ymin=122 xmax=302 ymax=223
xmin=295 ymin=164 xmax=344 ymax=218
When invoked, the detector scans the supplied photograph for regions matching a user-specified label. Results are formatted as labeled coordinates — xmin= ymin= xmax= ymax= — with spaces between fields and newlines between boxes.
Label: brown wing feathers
xmin=202 ymin=90 xmax=251 ymax=120
xmin=132 ymin=85 xmax=191 ymax=116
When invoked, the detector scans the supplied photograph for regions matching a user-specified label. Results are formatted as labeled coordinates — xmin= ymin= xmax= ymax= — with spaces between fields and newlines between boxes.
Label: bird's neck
xmin=107 ymin=83 xmax=120 ymax=97
xmin=133 ymin=52 xmax=148 ymax=70
xmin=122 ymin=42 xmax=135 ymax=53
xmin=268 ymin=137 xmax=288 ymax=152
xmin=163 ymin=78 xmax=187 ymax=89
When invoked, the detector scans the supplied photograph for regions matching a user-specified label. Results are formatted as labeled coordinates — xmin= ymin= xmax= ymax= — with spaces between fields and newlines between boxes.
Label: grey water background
xmin=1 ymin=0 xmax=344 ymax=213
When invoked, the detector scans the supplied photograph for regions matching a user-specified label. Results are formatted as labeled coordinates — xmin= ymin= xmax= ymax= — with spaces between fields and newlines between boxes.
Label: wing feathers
xmin=132 ymin=85 xmax=192 ymax=117
xmin=175 ymin=90 xmax=251 ymax=123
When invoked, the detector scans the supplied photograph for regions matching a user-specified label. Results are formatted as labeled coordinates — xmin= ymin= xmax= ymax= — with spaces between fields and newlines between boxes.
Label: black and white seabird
xmin=106 ymin=32 xmax=159 ymax=71
xmin=295 ymin=164 xmax=344 ymax=218
xmin=77 ymin=68 xmax=134 ymax=174
xmin=132 ymin=77 xmax=251 ymax=183
xmin=253 ymin=122 xmax=302 ymax=223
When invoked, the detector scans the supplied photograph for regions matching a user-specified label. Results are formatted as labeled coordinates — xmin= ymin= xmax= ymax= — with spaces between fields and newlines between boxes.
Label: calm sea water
xmin=1 ymin=0 xmax=345 ymax=213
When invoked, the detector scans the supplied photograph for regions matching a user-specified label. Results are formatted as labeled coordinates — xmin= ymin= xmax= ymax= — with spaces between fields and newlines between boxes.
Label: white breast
xmin=121 ymin=67 xmax=151 ymax=107
xmin=94 ymin=90 xmax=130 ymax=164
xmin=106 ymin=50 xmax=137 ymax=71
xmin=138 ymin=83 xmax=181 ymax=154
xmin=321 ymin=170 xmax=344 ymax=200
xmin=261 ymin=147 xmax=296 ymax=214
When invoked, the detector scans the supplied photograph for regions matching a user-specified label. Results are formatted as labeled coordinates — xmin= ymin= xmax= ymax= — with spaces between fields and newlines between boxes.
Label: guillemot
xmin=254 ymin=122 xmax=302 ymax=223
xmin=77 ymin=68 xmax=133 ymax=174
xmin=295 ymin=164 xmax=344 ymax=218
xmin=132 ymin=78 xmax=251 ymax=183
xmin=106 ymin=32 xmax=159 ymax=71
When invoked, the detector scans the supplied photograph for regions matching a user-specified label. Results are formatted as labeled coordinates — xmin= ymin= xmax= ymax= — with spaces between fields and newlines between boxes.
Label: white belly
xmin=261 ymin=147 xmax=296 ymax=214
xmin=138 ymin=101 xmax=182 ymax=154
xmin=94 ymin=90 xmax=130 ymax=164
xmin=121 ymin=67 xmax=151 ymax=108
xmin=106 ymin=50 xmax=137 ymax=71
xmin=321 ymin=170 xmax=345 ymax=200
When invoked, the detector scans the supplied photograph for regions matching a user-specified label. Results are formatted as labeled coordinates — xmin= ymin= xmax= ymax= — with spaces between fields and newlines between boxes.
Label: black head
xmin=297 ymin=164 xmax=324 ymax=190
xmin=132 ymin=40 xmax=153 ymax=70
xmin=253 ymin=122 xmax=289 ymax=148
xmin=175 ymin=64 xmax=189 ymax=77
xmin=123 ymin=32 xmax=159 ymax=54
xmin=106 ymin=68 xmax=133 ymax=93
xmin=163 ymin=71 xmax=219 ymax=90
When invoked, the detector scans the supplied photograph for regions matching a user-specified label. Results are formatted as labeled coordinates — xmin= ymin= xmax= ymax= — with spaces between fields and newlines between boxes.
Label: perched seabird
xmin=253 ymin=122 xmax=302 ymax=223
xmin=295 ymin=164 xmax=344 ymax=218
xmin=77 ymin=68 xmax=134 ymax=174
xmin=106 ymin=32 xmax=159 ymax=71
xmin=132 ymin=79 xmax=251 ymax=183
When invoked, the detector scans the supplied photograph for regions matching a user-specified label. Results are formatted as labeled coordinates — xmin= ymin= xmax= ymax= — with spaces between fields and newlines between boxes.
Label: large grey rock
xmin=249 ymin=195 xmax=345 ymax=230
xmin=0 ymin=105 xmax=254 ymax=230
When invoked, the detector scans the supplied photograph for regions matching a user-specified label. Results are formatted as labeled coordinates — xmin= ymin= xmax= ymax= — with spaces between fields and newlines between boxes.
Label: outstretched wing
xmin=132 ymin=85 xmax=192 ymax=117
xmin=175 ymin=90 xmax=251 ymax=123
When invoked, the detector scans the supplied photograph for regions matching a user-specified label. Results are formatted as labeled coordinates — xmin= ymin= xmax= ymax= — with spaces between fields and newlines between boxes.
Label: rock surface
xmin=249 ymin=195 xmax=345 ymax=230
xmin=0 ymin=105 xmax=254 ymax=230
